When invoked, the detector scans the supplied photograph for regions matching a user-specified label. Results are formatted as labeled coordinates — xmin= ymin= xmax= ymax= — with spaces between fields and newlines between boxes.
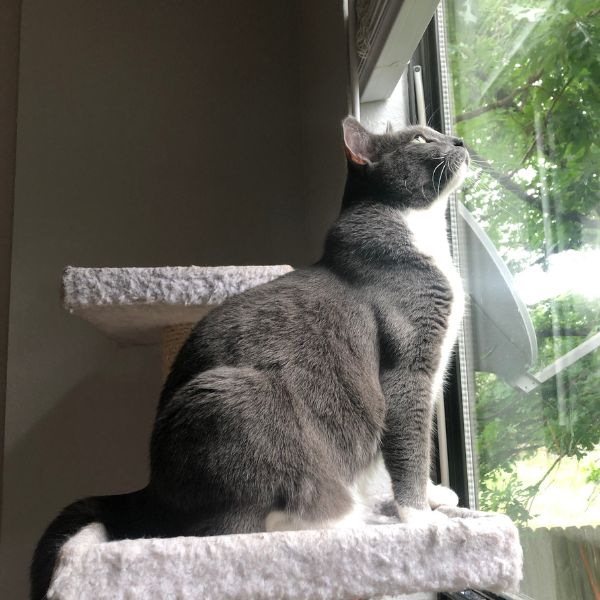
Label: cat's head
xmin=342 ymin=117 xmax=469 ymax=209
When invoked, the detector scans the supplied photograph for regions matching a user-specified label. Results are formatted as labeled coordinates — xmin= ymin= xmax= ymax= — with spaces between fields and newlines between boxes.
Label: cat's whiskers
xmin=436 ymin=164 xmax=443 ymax=196
xmin=431 ymin=158 xmax=446 ymax=194
xmin=449 ymin=156 xmax=464 ymax=178
xmin=467 ymin=156 xmax=488 ymax=165
xmin=437 ymin=159 xmax=449 ymax=197
xmin=464 ymin=176 xmax=489 ymax=197
xmin=447 ymin=157 xmax=458 ymax=177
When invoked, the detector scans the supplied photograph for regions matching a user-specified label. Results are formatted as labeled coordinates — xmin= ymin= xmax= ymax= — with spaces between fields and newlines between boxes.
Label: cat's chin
xmin=431 ymin=160 xmax=469 ymax=203
xmin=445 ymin=160 xmax=470 ymax=195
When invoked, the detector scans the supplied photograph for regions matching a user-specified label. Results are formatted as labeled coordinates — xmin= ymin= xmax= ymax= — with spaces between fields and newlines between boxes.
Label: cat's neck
xmin=322 ymin=202 xmax=405 ymax=272
xmin=340 ymin=172 xmax=402 ymax=211
xmin=322 ymin=190 xmax=452 ymax=278
xmin=340 ymin=174 xmax=372 ymax=211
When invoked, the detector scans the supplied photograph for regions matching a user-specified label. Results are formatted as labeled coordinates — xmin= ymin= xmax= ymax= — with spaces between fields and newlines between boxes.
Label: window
xmin=438 ymin=1 xmax=600 ymax=598
xmin=353 ymin=1 xmax=599 ymax=596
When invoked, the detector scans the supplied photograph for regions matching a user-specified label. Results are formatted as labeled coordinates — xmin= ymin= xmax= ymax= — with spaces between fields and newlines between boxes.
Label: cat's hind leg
xmin=150 ymin=366 xmax=293 ymax=524
xmin=266 ymin=452 xmax=396 ymax=532
xmin=150 ymin=366 xmax=360 ymax=534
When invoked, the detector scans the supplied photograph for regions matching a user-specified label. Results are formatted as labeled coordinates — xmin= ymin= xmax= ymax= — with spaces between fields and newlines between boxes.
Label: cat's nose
xmin=453 ymin=137 xmax=464 ymax=146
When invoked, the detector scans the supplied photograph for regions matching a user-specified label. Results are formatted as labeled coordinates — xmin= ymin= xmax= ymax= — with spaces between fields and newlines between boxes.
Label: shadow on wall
xmin=1 ymin=347 xmax=161 ymax=595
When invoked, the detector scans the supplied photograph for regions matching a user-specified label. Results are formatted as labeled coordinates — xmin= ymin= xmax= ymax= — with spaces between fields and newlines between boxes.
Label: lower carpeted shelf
xmin=48 ymin=506 xmax=522 ymax=600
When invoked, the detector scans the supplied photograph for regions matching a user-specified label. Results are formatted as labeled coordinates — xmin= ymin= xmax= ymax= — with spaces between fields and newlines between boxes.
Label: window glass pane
xmin=442 ymin=1 xmax=600 ymax=597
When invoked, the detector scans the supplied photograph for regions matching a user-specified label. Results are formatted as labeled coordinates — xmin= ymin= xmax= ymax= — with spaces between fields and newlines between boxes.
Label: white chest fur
xmin=402 ymin=195 xmax=465 ymax=398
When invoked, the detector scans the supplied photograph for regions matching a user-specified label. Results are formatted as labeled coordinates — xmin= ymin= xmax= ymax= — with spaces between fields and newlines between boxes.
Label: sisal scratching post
xmin=162 ymin=322 xmax=196 ymax=377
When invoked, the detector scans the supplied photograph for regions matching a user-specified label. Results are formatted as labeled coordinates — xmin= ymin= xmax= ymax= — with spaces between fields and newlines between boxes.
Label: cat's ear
xmin=342 ymin=116 xmax=374 ymax=166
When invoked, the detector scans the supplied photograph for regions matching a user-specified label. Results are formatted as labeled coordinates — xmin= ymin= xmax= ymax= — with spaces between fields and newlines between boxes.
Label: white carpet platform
xmin=63 ymin=265 xmax=293 ymax=344
xmin=59 ymin=265 xmax=523 ymax=598
xmin=48 ymin=507 xmax=522 ymax=600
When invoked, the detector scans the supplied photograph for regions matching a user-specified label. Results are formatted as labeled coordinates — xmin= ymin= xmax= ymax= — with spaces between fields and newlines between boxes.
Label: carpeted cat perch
xmin=49 ymin=507 xmax=520 ymax=600
xmin=57 ymin=266 xmax=523 ymax=599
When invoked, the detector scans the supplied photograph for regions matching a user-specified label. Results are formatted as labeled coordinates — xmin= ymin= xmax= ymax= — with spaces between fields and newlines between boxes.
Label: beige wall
xmin=0 ymin=0 xmax=21 ymax=540
xmin=0 ymin=1 xmax=348 ymax=596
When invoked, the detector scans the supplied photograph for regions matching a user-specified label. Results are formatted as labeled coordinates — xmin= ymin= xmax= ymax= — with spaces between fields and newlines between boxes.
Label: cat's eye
xmin=411 ymin=135 xmax=427 ymax=144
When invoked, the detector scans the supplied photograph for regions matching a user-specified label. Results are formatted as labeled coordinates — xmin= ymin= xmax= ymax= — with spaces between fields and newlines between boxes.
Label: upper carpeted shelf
xmin=62 ymin=265 xmax=293 ymax=345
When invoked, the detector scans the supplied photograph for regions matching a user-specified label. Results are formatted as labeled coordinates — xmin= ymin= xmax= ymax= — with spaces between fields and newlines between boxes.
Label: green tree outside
xmin=446 ymin=0 xmax=600 ymax=525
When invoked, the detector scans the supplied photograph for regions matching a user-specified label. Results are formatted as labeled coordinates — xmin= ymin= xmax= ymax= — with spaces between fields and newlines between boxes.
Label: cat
xmin=31 ymin=117 xmax=468 ymax=599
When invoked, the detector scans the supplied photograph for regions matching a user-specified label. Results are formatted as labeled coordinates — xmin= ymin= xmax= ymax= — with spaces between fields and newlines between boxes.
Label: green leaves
xmin=447 ymin=0 xmax=600 ymax=525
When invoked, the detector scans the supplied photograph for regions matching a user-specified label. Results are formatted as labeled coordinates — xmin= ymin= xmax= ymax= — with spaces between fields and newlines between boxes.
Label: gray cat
xmin=31 ymin=117 xmax=468 ymax=599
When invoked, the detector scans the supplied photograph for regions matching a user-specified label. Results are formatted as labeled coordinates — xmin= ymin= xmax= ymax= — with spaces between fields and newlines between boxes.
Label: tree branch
xmin=520 ymin=74 xmax=576 ymax=165
xmin=526 ymin=453 xmax=564 ymax=511
xmin=454 ymin=70 xmax=544 ymax=123
xmin=537 ymin=326 xmax=594 ymax=338
xmin=563 ymin=211 xmax=600 ymax=230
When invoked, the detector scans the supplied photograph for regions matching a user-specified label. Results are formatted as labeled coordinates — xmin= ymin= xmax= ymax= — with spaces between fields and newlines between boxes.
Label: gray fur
xmin=150 ymin=117 xmax=469 ymax=527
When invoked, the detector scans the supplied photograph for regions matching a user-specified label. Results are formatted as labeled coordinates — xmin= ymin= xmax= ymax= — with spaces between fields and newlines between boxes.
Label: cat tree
xmin=52 ymin=265 xmax=523 ymax=600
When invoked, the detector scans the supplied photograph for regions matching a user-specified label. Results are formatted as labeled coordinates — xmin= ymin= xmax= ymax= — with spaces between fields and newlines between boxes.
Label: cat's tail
xmin=30 ymin=489 xmax=149 ymax=600
xmin=30 ymin=495 xmax=105 ymax=600
xmin=30 ymin=493 xmax=121 ymax=600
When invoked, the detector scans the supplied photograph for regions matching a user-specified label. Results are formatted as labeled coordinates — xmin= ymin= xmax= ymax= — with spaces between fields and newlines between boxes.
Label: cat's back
xmin=206 ymin=265 xmax=375 ymax=358
xmin=163 ymin=265 xmax=379 ymax=398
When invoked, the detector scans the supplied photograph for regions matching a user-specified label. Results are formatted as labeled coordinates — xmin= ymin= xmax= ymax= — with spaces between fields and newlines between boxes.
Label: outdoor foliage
xmin=446 ymin=0 xmax=600 ymax=524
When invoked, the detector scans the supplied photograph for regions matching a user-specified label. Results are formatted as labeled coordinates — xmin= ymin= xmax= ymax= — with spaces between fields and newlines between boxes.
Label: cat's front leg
xmin=396 ymin=482 xmax=458 ymax=525
xmin=380 ymin=373 xmax=447 ymax=524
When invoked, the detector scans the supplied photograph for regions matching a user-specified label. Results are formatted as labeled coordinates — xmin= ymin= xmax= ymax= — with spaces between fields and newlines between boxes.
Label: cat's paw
xmin=427 ymin=481 xmax=459 ymax=509
xmin=396 ymin=505 xmax=449 ymax=525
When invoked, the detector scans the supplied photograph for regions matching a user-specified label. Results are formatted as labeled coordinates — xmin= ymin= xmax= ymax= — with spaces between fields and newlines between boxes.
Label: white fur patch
xmin=264 ymin=511 xmax=309 ymax=532
xmin=66 ymin=522 xmax=108 ymax=547
xmin=264 ymin=503 xmax=364 ymax=534
xmin=427 ymin=481 xmax=459 ymax=509
xmin=402 ymin=163 xmax=467 ymax=402
xmin=264 ymin=461 xmax=461 ymax=532
xmin=265 ymin=454 xmax=392 ymax=532
xmin=396 ymin=505 xmax=449 ymax=525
